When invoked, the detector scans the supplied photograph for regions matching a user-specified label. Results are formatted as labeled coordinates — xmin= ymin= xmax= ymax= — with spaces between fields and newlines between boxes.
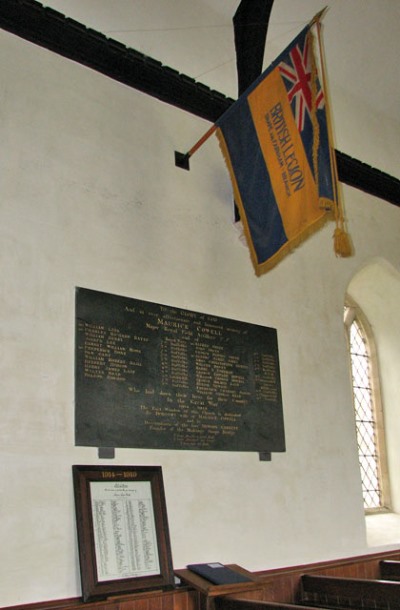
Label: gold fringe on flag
xmin=313 ymin=11 xmax=353 ymax=258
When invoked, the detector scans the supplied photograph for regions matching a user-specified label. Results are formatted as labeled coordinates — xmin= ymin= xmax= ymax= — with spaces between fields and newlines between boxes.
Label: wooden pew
xmin=215 ymin=596 xmax=331 ymax=610
xmin=380 ymin=560 xmax=400 ymax=581
xmin=300 ymin=574 xmax=400 ymax=609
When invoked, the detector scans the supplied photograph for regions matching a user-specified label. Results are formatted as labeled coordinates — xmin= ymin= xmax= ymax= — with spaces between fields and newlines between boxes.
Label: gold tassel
xmin=333 ymin=226 xmax=353 ymax=257
xmin=314 ymin=14 xmax=354 ymax=260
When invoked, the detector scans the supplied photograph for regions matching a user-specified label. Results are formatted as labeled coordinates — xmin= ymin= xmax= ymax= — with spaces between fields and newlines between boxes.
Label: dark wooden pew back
xmin=301 ymin=574 xmax=400 ymax=609
xmin=380 ymin=560 xmax=400 ymax=582
xmin=215 ymin=596 xmax=330 ymax=610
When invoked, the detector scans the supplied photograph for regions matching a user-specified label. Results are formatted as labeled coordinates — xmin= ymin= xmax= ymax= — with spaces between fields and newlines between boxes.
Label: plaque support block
xmin=98 ymin=447 xmax=115 ymax=459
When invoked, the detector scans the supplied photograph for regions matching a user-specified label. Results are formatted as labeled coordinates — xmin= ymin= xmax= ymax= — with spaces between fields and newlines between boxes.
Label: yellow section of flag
xmin=248 ymin=67 xmax=325 ymax=241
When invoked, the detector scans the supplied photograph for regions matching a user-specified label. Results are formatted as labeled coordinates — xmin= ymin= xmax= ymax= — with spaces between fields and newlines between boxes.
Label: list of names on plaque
xmin=90 ymin=480 xmax=160 ymax=582
xmin=75 ymin=288 xmax=285 ymax=453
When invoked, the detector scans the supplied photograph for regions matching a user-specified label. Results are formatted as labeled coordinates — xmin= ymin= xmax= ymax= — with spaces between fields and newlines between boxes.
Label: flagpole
xmin=313 ymin=10 xmax=352 ymax=256
xmin=175 ymin=9 xmax=328 ymax=172
xmin=175 ymin=123 xmax=217 ymax=170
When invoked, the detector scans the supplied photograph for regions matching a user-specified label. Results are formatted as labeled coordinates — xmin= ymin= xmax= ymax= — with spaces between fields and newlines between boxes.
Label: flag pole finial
xmin=309 ymin=6 xmax=328 ymax=27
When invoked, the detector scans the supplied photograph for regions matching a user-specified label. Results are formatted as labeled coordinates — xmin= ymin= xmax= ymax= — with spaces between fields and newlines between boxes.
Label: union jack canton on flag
xmin=216 ymin=19 xmax=337 ymax=275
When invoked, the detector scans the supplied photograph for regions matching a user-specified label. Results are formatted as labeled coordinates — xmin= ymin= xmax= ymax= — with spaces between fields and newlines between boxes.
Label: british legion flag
xmin=216 ymin=18 xmax=337 ymax=275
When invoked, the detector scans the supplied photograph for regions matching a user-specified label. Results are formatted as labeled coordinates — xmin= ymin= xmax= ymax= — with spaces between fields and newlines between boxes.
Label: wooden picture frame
xmin=73 ymin=465 xmax=175 ymax=602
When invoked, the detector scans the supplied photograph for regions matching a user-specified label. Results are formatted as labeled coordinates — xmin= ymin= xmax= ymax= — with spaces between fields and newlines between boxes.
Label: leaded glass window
xmin=344 ymin=302 xmax=390 ymax=512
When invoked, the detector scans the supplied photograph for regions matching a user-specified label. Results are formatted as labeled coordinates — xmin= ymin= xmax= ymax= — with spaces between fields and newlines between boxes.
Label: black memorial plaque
xmin=75 ymin=288 xmax=285 ymax=453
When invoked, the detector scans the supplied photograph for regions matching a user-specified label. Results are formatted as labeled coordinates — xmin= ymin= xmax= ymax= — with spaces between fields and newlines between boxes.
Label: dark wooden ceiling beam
xmin=0 ymin=0 xmax=231 ymax=122
xmin=233 ymin=0 xmax=274 ymax=95
xmin=1 ymin=0 xmax=399 ymax=207
xmin=336 ymin=151 xmax=400 ymax=206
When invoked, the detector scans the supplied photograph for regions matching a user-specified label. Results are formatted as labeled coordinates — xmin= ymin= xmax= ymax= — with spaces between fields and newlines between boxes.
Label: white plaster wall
xmin=347 ymin=260 xmax=400 ymax=513
xmin=0 ymin=25 xmax=399 ymax=608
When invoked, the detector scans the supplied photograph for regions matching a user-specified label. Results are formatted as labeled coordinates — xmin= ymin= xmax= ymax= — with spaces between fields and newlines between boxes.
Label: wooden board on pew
xmin=175 ymin=564 xmax=263 ymax=598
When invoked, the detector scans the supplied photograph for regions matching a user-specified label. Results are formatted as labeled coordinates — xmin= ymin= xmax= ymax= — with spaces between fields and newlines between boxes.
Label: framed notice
xmin=73 ymin=465 xmax=175 ymax=602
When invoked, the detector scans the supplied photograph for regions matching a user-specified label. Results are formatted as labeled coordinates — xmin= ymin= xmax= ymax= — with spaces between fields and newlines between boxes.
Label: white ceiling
xmin=40 ymin=0 xmax=400 ymax=132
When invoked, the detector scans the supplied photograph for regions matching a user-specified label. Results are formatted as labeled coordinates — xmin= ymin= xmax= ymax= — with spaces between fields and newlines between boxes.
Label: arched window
xmin=344 ymin=300 xmax=390 ymax=512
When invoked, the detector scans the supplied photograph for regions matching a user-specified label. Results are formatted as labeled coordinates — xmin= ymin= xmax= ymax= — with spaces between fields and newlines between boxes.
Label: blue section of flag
xmin=220 ymin=98 xmax=288 ymax=263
